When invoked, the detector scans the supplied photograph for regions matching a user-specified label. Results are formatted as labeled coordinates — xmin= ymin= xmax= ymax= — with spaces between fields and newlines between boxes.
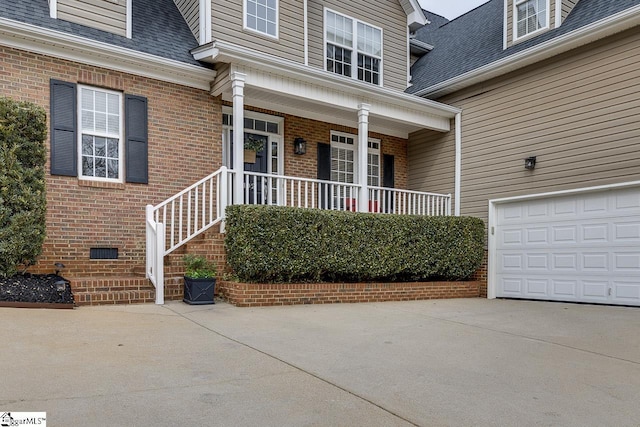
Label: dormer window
xmin=325 ymin=9 xmax=383 ymax=86
xmin=515 ymin=0 xmax=549 ymax=39
xmin=244 ymin=0 xmax=278 ymax=38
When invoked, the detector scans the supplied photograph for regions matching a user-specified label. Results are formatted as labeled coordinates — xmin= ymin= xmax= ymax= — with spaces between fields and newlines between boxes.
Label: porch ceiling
xmin=195 ymin=41 xmax=460 ymax=139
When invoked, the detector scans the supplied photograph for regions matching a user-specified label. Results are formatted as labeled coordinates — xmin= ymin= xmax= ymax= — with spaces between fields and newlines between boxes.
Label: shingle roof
xmin=408 ymin=0 xmax=640 ymax=94
xmin=414 ymin=10 xmax=449 ymax=46
xmin=1 ymin=0 xmax=205 ymax=67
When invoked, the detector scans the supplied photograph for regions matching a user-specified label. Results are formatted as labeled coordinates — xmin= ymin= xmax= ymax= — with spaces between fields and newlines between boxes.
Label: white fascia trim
xmin=50 ymin=0 xmax=57 ymax=19
xmin=555 ymin=0 xmax=562 ymax=28
xmin=193 ymin=40 xmax=461 ymax=118
xmin=0 ymin=18 xmax=214 ymax=90
xmin=126 ymin=0 xmax=132 ymax=39
xmin=503 ymin=0 xmax=508 ymax=50
xmin=486 ymin=179 xmax=640 ymax=300
xmin=416 ymin=4 xmax=640 ymax=98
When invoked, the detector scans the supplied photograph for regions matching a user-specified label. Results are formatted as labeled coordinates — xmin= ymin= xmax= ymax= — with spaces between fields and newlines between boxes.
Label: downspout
xmin=303 ymin=0 xmax=309 ymax=65
xmin=454 ymin=112 xmax=461 ymax=216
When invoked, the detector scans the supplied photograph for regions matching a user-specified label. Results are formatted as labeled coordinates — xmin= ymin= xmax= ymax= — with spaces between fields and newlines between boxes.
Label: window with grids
xmin=367 ymin=140 xmax=380 ymax=186
xmin=330 ymin=133 xmax=355 ymax=183
xmin=330 ymin=132 xmax=380 ymax=185
xmin=515 ymin=0 xmax=548 ymax=38
xmin=245 ymin=0 xmax=278 ymax=38
xmin=79 ymin=86 xmax=122 ymax=181
xmin=325 ymin=10 xmax=382 ymax=85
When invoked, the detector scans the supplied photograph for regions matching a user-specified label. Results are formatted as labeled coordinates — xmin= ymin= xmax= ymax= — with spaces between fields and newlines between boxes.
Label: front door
xmin=223 ymin=110 xmax=284 ymax=205
xmin=242 ymin=132 xmax=268 ymax=204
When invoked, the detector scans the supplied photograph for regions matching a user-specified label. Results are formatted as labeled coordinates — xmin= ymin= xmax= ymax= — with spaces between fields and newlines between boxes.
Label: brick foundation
xmin=218 ymin=280 xmax=481 ymax=307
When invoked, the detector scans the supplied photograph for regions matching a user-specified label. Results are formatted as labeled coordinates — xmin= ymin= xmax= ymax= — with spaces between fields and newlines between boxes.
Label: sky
xmin=417 ymin=0 xmax=490 ymax=20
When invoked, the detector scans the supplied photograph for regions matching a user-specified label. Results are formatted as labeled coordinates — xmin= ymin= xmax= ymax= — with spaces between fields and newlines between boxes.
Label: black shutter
xmin=50 ymin=79 xmax=77 ymax=176
xmin=383 ymin=154 xmax=395 ymax=213
xmin=383 ymin=154 xmax=395 ymax=188
xmin=125 ymin=95 xmax=148 ymax=184
xmin=317 ymin=143 xmax=331 ymax=180
xmin=317 ymin=143 xmax=331 ymax=209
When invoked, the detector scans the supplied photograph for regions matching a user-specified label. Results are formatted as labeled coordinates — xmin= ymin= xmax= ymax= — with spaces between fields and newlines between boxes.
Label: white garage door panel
xmin=495 ymin=187 xmax=640 ymax=306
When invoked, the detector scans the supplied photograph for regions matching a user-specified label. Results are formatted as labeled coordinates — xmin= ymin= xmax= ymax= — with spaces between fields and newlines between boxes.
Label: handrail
xmin=152 ymin=166 xmax=230 ymax=255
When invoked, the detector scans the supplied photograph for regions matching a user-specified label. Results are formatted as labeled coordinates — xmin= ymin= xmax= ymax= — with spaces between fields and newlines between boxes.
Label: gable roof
xmin=399 ymin=0 xmax=429 ymax=30
xmin=1 ymin=0 xmax=203 ymax=67
xmin=409 ymin=0 xmax=640 ymax=97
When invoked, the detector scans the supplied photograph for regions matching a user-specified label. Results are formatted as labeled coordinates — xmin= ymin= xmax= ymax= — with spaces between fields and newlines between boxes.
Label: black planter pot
xmin=183 ymin=276 xmax=216 ymax=305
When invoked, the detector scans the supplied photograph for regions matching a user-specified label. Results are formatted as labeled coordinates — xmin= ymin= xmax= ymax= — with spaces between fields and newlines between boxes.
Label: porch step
xmin=69 ymin=275 xmax=183 ymax=306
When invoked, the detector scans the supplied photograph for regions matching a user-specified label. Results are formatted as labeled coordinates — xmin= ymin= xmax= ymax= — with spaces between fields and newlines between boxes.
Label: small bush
xmin=225 ymin=205 xmax=485 ymax=283
xmin=0 ymin=97 xmax=47 ymax=277
xmin=183 ymin=254 xmax=218 ymax=279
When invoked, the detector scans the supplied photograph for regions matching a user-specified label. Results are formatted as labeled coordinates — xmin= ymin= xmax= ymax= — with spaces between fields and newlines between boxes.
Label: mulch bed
xmin=0 ymin=273 xmax=74 ymax=308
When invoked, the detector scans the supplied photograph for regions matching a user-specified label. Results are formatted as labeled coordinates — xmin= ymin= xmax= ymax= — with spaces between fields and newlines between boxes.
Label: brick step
xmin=69 ymin=275 xmax=184 ymax=306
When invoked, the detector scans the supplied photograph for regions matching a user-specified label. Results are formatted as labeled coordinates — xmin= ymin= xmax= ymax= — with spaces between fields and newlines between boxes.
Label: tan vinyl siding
xmin=408 ymin=124 xmax=456 ymax=211
xmin=211 ymin=0 xmax=304 ymax=63
xmin=561 ymin=0 xmax=578 ymax=21
xmin=174 ymin=0 xmax=200 ymax=41
xmin=58 ymin=0 xmax=126 ymax=36
xmin=409 ymin=28 xmax=640 ymax=222
xmin=506 ymin=0 xmax=513 ymax=47
xmin=308 ymin=0 xmax=408 ymax=91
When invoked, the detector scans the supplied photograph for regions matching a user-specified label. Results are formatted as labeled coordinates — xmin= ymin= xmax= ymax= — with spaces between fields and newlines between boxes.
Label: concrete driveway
xmin=1 ymin=298 xmax=639 ymax=426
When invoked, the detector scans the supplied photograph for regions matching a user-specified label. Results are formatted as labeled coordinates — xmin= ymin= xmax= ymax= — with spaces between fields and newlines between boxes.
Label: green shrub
xmin=224 ymin=205 xmax=485 ymax=283
xmin=183 ymin=254 xmax=218 ymax=279
xmin=0 ymin=97 xmax=47 ymax=277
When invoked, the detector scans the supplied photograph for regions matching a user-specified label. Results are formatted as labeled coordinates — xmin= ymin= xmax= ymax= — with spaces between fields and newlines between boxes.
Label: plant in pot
xmin=243 ymin=134 xmax=265 ymax=164
xmin=183 ymin=254 xmax=217 ymax=305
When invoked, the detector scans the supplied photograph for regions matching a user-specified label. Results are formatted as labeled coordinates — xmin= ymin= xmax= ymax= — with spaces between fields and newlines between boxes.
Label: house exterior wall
xmin=0 ymin=45 xmax=221 ymax=277
xmin=307 ymin=0 xmax=409 ymax=91
xmin=57 ymin=0 xmax=127 ymax=36
xmin=408 ymin=27 xmax=640 ymax=223
xmin=211 ymin=0 xmax=305 ymax=63
xmin=173 ymin=0 xmax=200 ymax=41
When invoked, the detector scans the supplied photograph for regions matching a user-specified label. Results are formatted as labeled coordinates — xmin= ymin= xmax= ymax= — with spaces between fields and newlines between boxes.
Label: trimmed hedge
xmin=0 ymin=97 xmax=47 ymax=277
xmin=225 ymin=205 xmax=485 ymax=283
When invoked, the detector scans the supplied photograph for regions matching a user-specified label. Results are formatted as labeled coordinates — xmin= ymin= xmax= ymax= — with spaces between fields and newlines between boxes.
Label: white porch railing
xmin=146 ymin=167 xmax=230 ymax=304
xmin=243 ymin=172 xmax=451 ymax=215
xmin=369 ymin=186 xmax=451 ymax=216
xmin=146 ymin=167 xmax=451 ymax=304
xmin=244 ymin=171 xmax=361 ymax=211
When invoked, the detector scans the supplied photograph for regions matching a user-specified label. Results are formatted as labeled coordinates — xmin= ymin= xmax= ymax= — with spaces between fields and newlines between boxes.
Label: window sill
xmin=78 ymin=180 xmax=126 ymax=190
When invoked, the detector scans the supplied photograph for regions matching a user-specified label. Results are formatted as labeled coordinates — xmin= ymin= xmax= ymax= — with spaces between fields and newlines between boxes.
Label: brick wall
xmin=1 ymin=44 xmax=410 ymax=284
xmin=227 ymin=103 xmax=409 ymax=189
xmin=218 ymin=280 xmax=481 ymax=307
xmin=0 ymin=46 xmax=221 ymax=277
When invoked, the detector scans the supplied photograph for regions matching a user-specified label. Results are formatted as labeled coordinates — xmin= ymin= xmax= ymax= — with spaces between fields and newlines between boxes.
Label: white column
xmin=454 ymin=112 xmax=462 ymax=216
xmin=231 ymin=72 xmax=246 ymax=205
xmin=357 ymin=103 xmax=370 ymax=212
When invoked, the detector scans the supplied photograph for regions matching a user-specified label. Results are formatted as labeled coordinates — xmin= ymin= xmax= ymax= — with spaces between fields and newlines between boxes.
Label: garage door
xmin=494 ymin=186 xmax=640 ymax=306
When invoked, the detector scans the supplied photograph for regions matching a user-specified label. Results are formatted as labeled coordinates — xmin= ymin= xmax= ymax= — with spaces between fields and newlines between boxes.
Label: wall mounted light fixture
xmin=294 ymin=137 xmax=307 ymax=155
xmin=524 ymin=156 xmax=537 ymax=170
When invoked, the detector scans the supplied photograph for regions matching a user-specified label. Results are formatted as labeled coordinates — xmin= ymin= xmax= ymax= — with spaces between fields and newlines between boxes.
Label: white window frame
xmin=330 ymin=131 xmax=380 ymax=185
xmin=77 ymin=85 xmax=124 ymax=183
xmin=323 ymin=8 xmax=383 ymax=86
xmin=513 ymin=0 xmax=550 ymax=41
xmin=243 ymin=0 xmax=279 ymax=39
xmin=221 ymin=108 xmax=284 ymax=175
